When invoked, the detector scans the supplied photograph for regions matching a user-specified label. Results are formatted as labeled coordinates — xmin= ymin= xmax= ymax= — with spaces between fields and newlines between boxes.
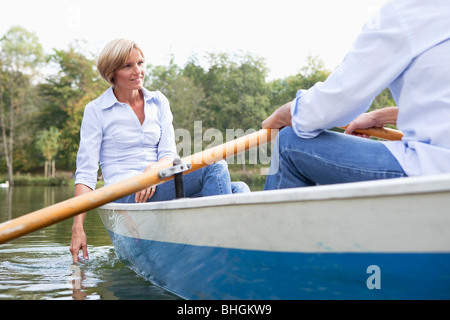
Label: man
xmin=263 ymin=0 xmax=450 ymax=190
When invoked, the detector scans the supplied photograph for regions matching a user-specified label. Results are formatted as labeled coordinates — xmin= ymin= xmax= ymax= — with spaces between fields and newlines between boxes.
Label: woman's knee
xmin=212 ymin=161 xmax=250 ymax=193
xmin=206 ymin=159 xmax=229 ymax=175
xmin=231 ymin=181 xmax=251 ymax=193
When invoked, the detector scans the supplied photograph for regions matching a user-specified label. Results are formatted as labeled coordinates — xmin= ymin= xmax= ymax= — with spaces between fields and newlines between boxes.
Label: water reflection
xmin=0 ymin=186 xmax=181 ymax=300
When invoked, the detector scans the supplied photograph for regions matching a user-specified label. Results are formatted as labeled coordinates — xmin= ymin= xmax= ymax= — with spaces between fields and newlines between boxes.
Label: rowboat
xmin=0 ymin=127 xmax=447 ymax=299
xmin=97 ymin=173 xmax=450 ymax=300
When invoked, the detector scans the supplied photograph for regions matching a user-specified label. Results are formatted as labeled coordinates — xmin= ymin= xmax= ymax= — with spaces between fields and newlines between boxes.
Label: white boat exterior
xmin=98 ymin=174 xmax=450 ymax=299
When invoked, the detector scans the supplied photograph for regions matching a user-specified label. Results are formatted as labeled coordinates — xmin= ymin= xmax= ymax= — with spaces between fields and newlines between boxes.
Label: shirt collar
xmin=101 ymin=87 xmax=158 ymax=109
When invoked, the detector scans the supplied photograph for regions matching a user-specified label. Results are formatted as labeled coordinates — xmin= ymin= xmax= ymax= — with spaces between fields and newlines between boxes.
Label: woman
xmin=70 ymin=39 xmax=249 ymax=263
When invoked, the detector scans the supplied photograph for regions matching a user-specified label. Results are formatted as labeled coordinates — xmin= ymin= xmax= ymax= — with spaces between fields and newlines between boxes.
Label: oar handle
xmin=339 ymin=126 xmax=403 ymax=141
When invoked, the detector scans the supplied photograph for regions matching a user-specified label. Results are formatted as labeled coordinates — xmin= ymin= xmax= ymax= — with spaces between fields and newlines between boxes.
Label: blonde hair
xmin=97 ymin=39 xmax=145 ymax=86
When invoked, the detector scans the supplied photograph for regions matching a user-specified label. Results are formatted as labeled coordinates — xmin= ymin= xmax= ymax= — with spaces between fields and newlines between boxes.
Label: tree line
xmin=0 ymin=26 xmax=395 ymax=185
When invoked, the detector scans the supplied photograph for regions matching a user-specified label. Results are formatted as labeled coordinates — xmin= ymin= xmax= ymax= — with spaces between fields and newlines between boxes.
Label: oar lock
xmin=158 ymin=158 xmax=192 ymax=199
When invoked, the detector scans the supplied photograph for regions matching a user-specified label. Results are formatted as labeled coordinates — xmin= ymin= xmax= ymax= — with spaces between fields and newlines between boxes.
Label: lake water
xmin=0 ymin=185 xmax=182 ymax=300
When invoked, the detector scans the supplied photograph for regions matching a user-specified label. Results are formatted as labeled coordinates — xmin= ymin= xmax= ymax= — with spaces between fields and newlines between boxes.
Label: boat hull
xmin=98 ymin=174 xmax=450 ymax=299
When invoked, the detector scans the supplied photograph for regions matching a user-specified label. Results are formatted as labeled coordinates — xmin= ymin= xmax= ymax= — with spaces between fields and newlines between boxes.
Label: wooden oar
xmin=339 ymin=126 xmax=403 ymax=141
xmin=0 ymin=125 xmax=402 ymax=244
xmin=0 ymin=129 xmax=275 ymax=244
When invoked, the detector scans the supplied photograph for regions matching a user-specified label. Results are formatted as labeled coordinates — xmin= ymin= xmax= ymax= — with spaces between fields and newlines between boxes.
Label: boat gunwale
xmin=98 ymin=173 xmax=450 ymax=212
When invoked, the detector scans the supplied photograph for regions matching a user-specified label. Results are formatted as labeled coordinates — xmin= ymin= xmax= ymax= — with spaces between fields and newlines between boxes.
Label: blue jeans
xmin=264 ymin=127 xmax=407 ymax=190
xmin=116 ymin=160 xmax=250 ymax=203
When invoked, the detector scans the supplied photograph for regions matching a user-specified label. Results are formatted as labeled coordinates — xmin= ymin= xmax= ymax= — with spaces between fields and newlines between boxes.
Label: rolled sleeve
xmin=291 ymin=89 xmax=324 ymax=138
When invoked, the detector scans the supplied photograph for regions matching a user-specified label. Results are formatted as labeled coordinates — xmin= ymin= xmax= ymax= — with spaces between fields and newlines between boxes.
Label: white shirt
xmin=290 ymin=0 xmax=450 ymax=176
xmin=74 ymin=87 xmax=177 ymax=190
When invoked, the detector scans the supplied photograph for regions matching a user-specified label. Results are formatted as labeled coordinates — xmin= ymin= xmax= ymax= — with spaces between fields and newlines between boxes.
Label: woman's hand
xmin=135 ymin=162 xmax=156 ymax=202
xmin=70 ymin=226 xmax=88 ymax=264
xmin=70 ymin=184 xmax=91 ymax=264
xmin=135 ymin=157 xmax=174 ymax=203
xmin=135 ymin=185 xmax=156 ymax=203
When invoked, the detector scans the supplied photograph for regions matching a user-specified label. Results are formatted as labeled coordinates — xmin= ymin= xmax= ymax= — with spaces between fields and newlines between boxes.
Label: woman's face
xmin=114 ymin=48 xmax=145 ymax=91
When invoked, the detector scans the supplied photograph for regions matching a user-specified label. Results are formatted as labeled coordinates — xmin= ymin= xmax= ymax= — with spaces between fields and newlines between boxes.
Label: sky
xmin=0 ymin=0 xmax=386 ymax=80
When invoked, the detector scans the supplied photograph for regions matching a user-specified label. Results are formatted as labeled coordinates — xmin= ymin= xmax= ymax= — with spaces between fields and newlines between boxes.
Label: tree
xmin=36 ymin=127 xmax=61 ymax=178
xmin=146 ymin=57 xmax=208 ymax=133
xmin=268 ymin=55 xmax=331 ymax=109
xmin=185 ymin=52 xmax=271 ymax=170
xmin=37 ymin=41 xmax=109 ymax=170
xmin=0 ymin=26 xmax=44 ymax=185
xmin=369 ymin=88 xmax=396 ymax=112
xmin=200 ymin=52 xmax=270 ymax=132
xmin=37 ymin=41 xmax=104 ymax=128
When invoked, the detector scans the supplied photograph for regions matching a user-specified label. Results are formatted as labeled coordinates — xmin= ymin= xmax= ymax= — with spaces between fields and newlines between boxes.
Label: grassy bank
xmin=1 ymin=167 xmax=267 ymax=191
xmin=0 ymin=172 xmax=74 ymax=186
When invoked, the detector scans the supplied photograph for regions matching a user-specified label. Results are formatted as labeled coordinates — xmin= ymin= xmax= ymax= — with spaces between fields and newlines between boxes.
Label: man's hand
xmin=262 ymin=102 xmax=292 ymax=129
xmin=344 ymin=113 xmax=378 ymax=138
xmin=345 ymin=107 xmax=398 ymax=139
